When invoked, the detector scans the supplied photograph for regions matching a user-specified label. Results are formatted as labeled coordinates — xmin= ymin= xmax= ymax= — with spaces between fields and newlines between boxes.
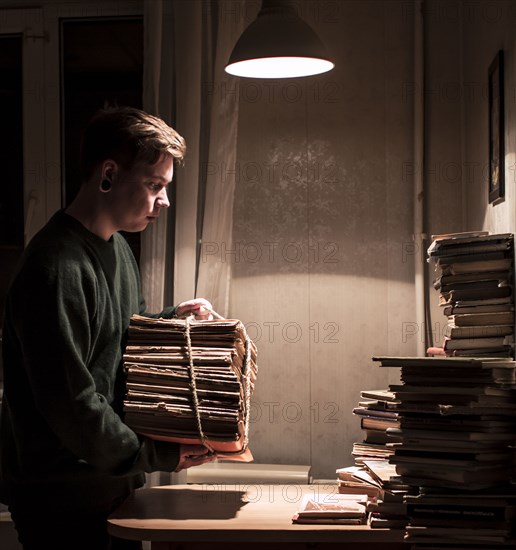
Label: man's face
xmin=109 ymin=154 xmax=174 ymax=233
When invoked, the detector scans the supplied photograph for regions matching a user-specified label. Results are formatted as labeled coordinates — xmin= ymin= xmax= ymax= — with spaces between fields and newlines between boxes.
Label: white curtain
xmin=141 ymin=0 xmax=244 ymax=483
xmin=142 ymin=0 xmax=243 ymax=316
xmin=194 ymin=2 xmax=244 ymax=318
xmin=140 ymin=0 xmax=169 ymax=313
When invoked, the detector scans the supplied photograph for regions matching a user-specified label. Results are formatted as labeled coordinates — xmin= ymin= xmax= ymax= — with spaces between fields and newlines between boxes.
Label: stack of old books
xmin=122 ymin=314 xmax=258 ymax=461
xmin=351 ymin=389 xmax=401 ymax=462
xmin=334 ymin=393 xmax=414 ymax=529
xmin=404 ymin=488 xmax=516 ymax=548
xmin=372 ymin=355 xmax=516 ymax=546
xmin=427 ymin=231 xmax=514 ymax=357
xmin=336 ymin=460 xmax=410 ymax=528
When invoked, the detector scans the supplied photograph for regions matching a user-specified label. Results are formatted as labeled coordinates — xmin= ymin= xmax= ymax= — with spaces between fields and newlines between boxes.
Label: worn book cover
xmin=292 ymin=493 xmax=367 ymax=524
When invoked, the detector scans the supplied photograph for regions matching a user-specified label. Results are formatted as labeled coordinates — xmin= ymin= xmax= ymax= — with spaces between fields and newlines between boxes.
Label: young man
xmin=0 ymin=107 xmax=215 ymax=549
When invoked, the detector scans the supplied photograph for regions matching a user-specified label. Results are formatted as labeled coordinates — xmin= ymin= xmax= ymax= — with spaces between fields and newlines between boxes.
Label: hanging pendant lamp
xmin=225 ymin=0 xmax=334 ymax=79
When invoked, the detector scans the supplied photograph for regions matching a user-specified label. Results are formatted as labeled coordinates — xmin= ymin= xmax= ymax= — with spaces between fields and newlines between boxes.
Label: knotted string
xmin=184 ymin=313 xmax=216 ymax=454
xmin=182 ymin=308 xmax=254 ymax=455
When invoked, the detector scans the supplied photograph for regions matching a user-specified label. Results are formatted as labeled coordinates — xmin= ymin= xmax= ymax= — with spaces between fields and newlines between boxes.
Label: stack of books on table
xmin=336 ymin=463 xmax=384 ymax=500
xmin=336 ymin=460 xmax=411 ymax=528
xmin=333 ymin=391 xmax=416 ymax=529
xmin=351 ymin=389 xmax=402 ymax=462
xmin=427 ymin=231 xmax=514 ymax=357
xmin=122 ymin=314 xmax=258 ymax=461
xmin=372 ymin=355 xmax=516 ymax=546
xmin=404 ymin=488 xmax=516 ymax=548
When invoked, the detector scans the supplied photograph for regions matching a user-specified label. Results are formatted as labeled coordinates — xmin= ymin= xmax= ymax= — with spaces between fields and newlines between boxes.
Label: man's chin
xmin=121 ymin=220 xmax=154 ymax=233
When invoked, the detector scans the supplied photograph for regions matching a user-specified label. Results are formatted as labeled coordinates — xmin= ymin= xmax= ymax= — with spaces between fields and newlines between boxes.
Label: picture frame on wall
xmin=488 ymin=49 xmax=504 ymax=205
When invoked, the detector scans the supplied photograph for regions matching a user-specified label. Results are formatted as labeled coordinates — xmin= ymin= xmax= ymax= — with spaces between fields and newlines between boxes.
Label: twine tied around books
xmin=183 ymin=308 xmax=254 ymax=456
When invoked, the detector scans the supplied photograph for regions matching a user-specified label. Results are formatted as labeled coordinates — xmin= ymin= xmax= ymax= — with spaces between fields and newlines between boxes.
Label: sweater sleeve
xmin=138 ymin=296 xmax=177 ymax=319
xmin=10 ymin=250 xmax=179 ymax=476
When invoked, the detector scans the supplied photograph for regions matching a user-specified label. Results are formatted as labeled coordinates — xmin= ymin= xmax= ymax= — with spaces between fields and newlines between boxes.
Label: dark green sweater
xmin=0 ymin=210 xmax=179 ymax=509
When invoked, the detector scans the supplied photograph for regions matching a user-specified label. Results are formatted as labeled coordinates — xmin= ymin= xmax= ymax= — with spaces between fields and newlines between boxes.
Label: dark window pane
xmin=61 ymin=17 xmax=143 ymax=262
xmin=0 ymin=34 xmax=23 ymax=324
xmin=0 ymin=35 xmax=23 ymax=248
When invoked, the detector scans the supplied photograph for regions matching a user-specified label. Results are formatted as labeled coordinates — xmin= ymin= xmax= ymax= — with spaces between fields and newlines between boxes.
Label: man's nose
xmin=156 ymin=187 xmax=170 ymax=208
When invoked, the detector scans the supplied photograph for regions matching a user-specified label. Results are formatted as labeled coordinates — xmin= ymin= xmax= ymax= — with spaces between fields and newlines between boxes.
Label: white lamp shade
xmin=225 ymin=0 xmax=335 ymax=79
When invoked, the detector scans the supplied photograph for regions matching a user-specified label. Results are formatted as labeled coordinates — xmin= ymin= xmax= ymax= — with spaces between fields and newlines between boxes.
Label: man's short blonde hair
xmin=80 ymin=106 xmax=186 ymax=180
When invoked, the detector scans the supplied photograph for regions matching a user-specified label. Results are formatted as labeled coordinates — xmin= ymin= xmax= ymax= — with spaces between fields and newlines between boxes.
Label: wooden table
xmin=108 ymin=484 xmax=405 ymax=550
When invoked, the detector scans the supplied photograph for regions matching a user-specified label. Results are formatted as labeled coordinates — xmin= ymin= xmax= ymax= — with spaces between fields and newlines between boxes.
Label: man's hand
xmin=174 ymin=444 xmax=217 ymax=472
xmin=175 ymin=298 xmax=214 ymax=320
xmin=427 ymin=346 xmax=446 ymax=356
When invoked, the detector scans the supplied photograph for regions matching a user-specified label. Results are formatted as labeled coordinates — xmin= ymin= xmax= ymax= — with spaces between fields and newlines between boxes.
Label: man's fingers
xmin=175 ymin=449 xmax=217 ymax=472
xmin=176 ymin=298 xmax=214 ymax=319
xmin=182 ymin=444 xmax=212 ymax=458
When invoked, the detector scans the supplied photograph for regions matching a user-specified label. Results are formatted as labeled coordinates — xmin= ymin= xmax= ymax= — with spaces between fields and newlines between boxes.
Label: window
xmin=61 ymin=16 xmax=144 ymax=261
xmin=0 ymin=34 xmax=23 ymax=323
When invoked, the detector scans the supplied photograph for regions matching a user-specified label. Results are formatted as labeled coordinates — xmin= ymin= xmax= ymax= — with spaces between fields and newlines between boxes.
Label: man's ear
xmin=101 ymin=159 xmax=118 ymax=181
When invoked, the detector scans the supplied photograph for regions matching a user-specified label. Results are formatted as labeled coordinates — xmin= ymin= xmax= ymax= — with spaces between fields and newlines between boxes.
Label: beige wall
xmin=425 ymin=0 xmax=516 ymax=346
xmin=230 ymin=0 xmax=416 ymax=480
xmin=424 ymin=0 xmax=516 ymax=236
xmin=461 ymin=0 xmax=516 ymax=232
xmin=230 ymin=0 xmax=516 ymax=480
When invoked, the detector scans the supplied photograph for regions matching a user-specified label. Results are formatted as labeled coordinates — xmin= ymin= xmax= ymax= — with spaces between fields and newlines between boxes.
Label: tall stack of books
xmin=334 ymin=391 xmax=413 ymax=529
xmin=349 ymin=232 xmax=516 ymax=545
xmin=122 ymin=314 xmax=258 ymax=461
xmin=427 ymin=231 xmax=514 ymax=357
xmin=351 ymin=389 xmax=401 ymax=463
xmin=372 ymin=355 xmax=516 ymax=546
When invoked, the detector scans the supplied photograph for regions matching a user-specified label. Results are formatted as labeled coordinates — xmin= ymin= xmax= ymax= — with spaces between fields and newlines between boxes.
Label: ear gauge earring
xmin=100 ymin=179 xmax=112 ymax=192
